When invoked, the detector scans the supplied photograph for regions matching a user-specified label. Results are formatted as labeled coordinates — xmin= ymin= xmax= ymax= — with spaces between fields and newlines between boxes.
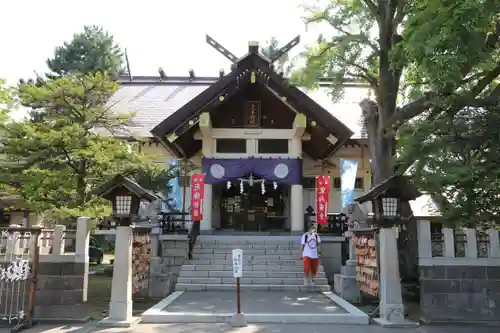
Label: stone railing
xmin=417 ymin=220 xmax=500 ymax=264
xmin=1 ymin=223 xmax=85 ymax=262
xmin=416 ymin=220 xmax=500 ymax=323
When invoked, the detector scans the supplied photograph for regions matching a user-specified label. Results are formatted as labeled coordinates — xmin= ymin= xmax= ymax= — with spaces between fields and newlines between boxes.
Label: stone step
xmin=193 ymin=248 xmax=297 ymax=255
xmin=187 ymin=259 xmax=303 ymax=266
xmin=178 ymin=270 xmax=327 ymax=279
xmin=194 ymin=242 xmax=300 ymax=249
xmin=175 ymin=283 xmax=331 ymax=292
xmin=190 ymin=253 xmax=298 ymax=260
xmin=180 ymin=264 xmax=324 ymax=272
xmin=176 ymin=276 xmax=329 ymax=285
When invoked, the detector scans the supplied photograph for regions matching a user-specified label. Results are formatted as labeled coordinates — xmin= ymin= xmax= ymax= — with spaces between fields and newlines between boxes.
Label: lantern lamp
xmin=93 ymin=174 xmax=158 ymax=227
xmin=354 ymin=174 xmax=420 ymax=227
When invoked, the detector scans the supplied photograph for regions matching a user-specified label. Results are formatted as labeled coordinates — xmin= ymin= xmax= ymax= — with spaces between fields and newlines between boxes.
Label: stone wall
xmin=149 ymin=235 xmax=188 ymax=298
xmin=417 ymin=220 xmax=500 ymax=323
xmin=320 ymin=237 xmax=345 ymax=284
xmin=420 ymin=265 xmax=500 ymax=322
xmin=34 ymin=260 xmax=88 ymax=319
xmin=0 ymin=217 xmax=90 ymax=322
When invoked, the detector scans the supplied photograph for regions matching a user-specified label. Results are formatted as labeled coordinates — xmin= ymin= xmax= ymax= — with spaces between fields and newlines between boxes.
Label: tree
xmin=261 ymin=37 xmax=295 ymax=76
xmin=0 ymin=73 xmax=166 ymax=219
xmin=0 ymin=79 xmax=12 ymax=124
xmin=398 ymin=105 xmax=500 ymax=228
xmin=294 ymin=0 xmax=500 ymax=280
xmin=294 ymin=0 xmax=500 ymax=186
xmin=46 ymin=25 xmax=125 ymax=78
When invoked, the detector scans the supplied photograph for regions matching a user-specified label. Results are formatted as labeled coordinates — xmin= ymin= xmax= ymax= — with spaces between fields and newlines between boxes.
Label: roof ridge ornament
xmin=269 ymin=36 xmax=301 ymax=64
xmin=206 ymin=34 xmax=238 ymax=63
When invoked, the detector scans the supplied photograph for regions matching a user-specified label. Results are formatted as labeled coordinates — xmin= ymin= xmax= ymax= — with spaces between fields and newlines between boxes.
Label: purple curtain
xmin=202 ymin=157 xmax=303 ymax=185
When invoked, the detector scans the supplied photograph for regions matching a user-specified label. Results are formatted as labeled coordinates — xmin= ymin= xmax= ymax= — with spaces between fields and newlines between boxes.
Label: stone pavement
xmin=6 ymin=322 xmax=500 ymax=333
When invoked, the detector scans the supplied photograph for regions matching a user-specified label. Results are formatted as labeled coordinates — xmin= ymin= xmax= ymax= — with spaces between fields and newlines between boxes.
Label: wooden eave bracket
xmin=293 ymin=113 xmax=307 ymax=138
xmin=199 ymin=112 xmax=212 ymax=137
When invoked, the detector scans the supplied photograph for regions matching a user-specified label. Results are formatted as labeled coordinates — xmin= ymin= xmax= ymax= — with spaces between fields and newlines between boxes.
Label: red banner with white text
xmin=316 ymin=176 xmax=330 ymax=225
xmin=190 ymin=174 xmax=205 ymax=221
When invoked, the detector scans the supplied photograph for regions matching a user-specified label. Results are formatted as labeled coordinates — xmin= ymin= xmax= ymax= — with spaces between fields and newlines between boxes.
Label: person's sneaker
xmin=303 ymin=277 xmax=309 ymax=286
xmin=309 ymin=279 xmax=315 ymax=286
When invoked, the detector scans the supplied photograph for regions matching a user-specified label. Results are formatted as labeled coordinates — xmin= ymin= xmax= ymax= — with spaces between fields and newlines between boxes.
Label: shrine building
xmin=109 ymin=38 xmax=429 ymax=233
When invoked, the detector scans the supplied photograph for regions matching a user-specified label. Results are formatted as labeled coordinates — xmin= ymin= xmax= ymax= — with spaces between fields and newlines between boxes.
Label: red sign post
xmin=190 ymin=174 xmax=205 ymax=221
xmin=316 ymin=176 xmax=330 ymax=225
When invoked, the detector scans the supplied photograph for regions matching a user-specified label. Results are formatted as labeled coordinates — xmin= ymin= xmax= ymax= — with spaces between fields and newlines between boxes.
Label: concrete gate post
xmin=99 ymin=225 xmax=140 ymax=327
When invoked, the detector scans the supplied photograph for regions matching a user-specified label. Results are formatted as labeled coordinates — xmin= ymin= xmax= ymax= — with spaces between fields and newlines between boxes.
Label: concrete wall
xmin=149 ymin=235 xmax=188 ymax=298
xmin=417 ymin=220 xmax=500 ymax=323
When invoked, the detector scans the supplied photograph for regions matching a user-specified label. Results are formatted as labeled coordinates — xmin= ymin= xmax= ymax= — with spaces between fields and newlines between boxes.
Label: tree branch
xmin=361 ymin=0 xmax=379 ymax=18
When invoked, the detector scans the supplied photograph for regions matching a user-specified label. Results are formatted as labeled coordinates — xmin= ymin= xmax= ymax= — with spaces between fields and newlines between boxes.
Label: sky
xmin=0 ymin=0 xmax=323 ymax=85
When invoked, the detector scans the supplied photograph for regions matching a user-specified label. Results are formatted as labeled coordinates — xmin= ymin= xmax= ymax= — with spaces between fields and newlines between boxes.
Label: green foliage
xmin=297 ymin=0 xmax=500 ymax=225
xmin=0 ymin=79 xmax=12 ymax=124
xmin=398 ymin=106 xmax=500 ymax=228
xmin=0 ymin=73 xmax=171 ymax=220
xmin=46 ymin=25 xmax=125 ymax=78
xmin=292 ymin=0 xmax=379 ymax=100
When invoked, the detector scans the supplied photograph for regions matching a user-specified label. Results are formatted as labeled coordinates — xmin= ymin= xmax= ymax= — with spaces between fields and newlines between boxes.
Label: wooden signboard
xmin=132 ymin=233 xmax=151 ymax=296
xmin=244 ymin=101 xmax=261 ymax=127
xmin=355 ymin=233 xmax=379 ymax=297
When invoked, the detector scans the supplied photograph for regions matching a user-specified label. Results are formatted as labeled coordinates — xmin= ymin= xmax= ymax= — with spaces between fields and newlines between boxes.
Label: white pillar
xmin=291 ymin=184 xmax=304 ymax=233
xmin=201 ymin=184 xmax=213 ymax=231
xmin=375 ymin=227 xmax=406 ymax=325
xmin=100 ymin=226 xmax=138 ymax=327
xmin=75 ymin=216 xmax=90 ymax=263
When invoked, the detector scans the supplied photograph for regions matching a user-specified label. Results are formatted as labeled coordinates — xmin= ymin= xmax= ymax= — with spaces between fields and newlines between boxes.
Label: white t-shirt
xmin=301 ymin=233 xmax=321 ymax=259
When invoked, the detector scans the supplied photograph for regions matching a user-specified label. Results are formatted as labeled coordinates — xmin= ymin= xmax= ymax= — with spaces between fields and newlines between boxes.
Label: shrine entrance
xmin=218 ymin=174 xmax=288 ymax=232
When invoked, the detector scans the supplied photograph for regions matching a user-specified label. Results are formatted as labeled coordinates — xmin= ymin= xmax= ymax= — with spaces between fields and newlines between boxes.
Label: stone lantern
xmin=94 ymin=174 xmax=157 ymax=327
xmin=353 ymin=174 xmax=421 ymax=327
xmin=355 ymin=174 xmax=420 ymax=227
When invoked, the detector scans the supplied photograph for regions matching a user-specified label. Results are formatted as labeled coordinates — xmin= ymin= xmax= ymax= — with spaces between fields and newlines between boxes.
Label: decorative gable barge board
xmin=250 ymin=55 xmax=354 ymax=158
xmin=171 ymin=71 xmax=253 ymax=140
xmin=150 ymin=66 xmax=250 ymax=151
xmin=148 ymin=53 xmax=353 ymax=159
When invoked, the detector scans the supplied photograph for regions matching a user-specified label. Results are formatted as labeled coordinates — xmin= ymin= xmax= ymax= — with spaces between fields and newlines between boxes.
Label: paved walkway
xmin=164 ymin=291 xmax=346 ymax=314
xmin=8 ymin=322 xmax=500 ymax=333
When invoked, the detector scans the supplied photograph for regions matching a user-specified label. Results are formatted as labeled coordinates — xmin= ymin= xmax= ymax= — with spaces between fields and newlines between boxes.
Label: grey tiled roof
xmin=108 ymin=80 xmax=367 ymax=139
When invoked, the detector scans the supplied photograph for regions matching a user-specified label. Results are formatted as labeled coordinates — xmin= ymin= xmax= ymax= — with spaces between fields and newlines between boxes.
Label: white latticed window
xmin=116 ymin=196 xmax=132 ymax=216
xmin=381 ymin=197 xmax=398 ymax=216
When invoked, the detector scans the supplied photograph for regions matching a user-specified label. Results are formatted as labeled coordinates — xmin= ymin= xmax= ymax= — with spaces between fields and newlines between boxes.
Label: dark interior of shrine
xmin=217 ymin=175 xmax=287 ymax=231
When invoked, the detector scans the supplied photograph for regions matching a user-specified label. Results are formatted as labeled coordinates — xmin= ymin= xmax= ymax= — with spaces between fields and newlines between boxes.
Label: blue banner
xmin=340 ymin=159 xmax=359 ymax=209
xmin=166 ymin=160 xmax=183 ymax=213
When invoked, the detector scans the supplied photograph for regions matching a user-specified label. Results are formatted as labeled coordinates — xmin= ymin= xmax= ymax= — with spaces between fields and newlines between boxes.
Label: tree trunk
xmin=360 ymin=99 xmax=419 ymax=282
xmin=76 ymin=160 xmax=87 ymax=207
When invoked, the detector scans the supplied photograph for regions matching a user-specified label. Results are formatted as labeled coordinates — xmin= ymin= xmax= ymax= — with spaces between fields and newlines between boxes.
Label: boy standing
xmin=300 ymin=225 xmax=321 ymax=286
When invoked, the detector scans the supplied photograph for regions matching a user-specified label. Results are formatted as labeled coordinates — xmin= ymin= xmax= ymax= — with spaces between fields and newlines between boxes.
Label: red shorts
xmin=303 ymin=256 xmax=319 ymax=276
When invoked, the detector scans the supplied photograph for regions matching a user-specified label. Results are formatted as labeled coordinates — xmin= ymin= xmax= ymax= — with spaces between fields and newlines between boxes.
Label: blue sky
xmin=0 ymin=0 xmax=325 ymax=84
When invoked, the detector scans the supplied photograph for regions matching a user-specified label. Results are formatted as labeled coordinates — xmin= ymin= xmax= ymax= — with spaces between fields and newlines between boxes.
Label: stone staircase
xmin=175 ymin=236 xmax=330 ymax=292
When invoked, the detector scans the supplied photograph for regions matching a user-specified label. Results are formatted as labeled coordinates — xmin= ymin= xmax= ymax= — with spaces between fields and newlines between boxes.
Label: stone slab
xmin=141 ymin=290 xmax=368 ymax=324
xmin=98 ymin=316 xmax=141 ymax=327
xmin=164 ymin=291 xmax=346 ymax=314
xmin=175 ymin=284 xmax=331 ymax=292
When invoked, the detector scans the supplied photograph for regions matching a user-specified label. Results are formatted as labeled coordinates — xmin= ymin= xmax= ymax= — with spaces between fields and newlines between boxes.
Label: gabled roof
xmin=107 ymin=80 xmax=368 ymax=140
xmin=145 ymin=51 xmax=356 ymax=158
xmin=93 ymin=174 xmax=158 ymax=202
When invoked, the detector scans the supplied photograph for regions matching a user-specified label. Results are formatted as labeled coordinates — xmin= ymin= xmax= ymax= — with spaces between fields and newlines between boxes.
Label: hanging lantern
xmin=240 ymin=181 xmax=244 ymax=194
xmin=261 ymin=181 xmax=266 ymax=195
xmin=226 ymin=180 xmax=232 ymax=189
xmin=273 ymin=182 xmax=278 ymax=190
